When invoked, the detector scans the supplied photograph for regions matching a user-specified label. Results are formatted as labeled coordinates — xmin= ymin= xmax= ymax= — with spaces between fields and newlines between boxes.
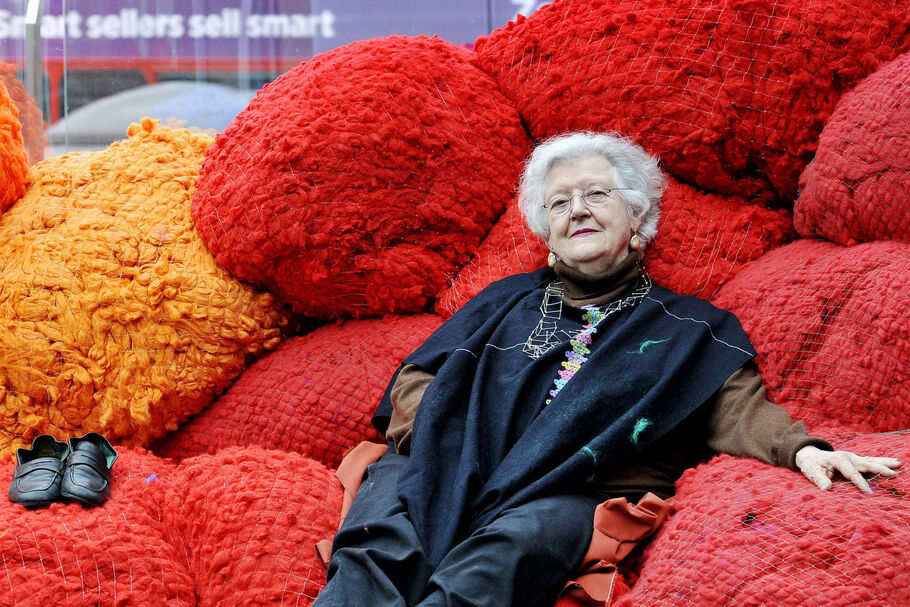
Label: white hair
xmin=518 ymin=131 xmax=666 ymax=248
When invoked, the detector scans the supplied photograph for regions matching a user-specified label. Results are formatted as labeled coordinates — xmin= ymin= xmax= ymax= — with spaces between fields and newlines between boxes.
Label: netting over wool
xmin=2 ymin=0 xmax=909 ymax=605
xmin=475 ymin=0 xmax=910 ymax=201
xmin=0 ymin=75 xmax=28 ymax=214
xmin=152 ymin=314 xmax=443 ymax=468
xmin=436 ymin=176 xmax=795 ymax=316
xmin=795 ymin=51 xmax=910 ymax=245
xmin=615 ymin=432 xmax=910 ymax=607
xmin=0 ymin=119 xmax=289 ymax=455
xmin=713 ymin=239 xmax=910 ymax=436
xmin=192 ymin=35 xmax=531 ymax=319
xmin=0 ymin=449 xmax=194 ymax=606
xmin=0 ymin=63 xmax=46 ymax=166
xmin=172 ymin=448 xmax=343 ymax=606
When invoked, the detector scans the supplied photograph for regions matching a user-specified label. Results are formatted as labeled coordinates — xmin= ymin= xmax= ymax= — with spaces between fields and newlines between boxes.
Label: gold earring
xmin=547 ymin=252 xmax=557 ymax=267
xmin=630 ymin=233 xmax=641 ymax=251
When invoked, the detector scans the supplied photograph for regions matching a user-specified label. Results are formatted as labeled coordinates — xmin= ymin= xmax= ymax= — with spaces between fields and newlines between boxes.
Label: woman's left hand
xmin=795 ymin=445 xmax=901 ymax=493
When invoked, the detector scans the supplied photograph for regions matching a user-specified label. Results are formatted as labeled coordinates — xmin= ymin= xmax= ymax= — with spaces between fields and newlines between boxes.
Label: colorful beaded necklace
xmin=545 ymin=269 xmax=652 ymax=405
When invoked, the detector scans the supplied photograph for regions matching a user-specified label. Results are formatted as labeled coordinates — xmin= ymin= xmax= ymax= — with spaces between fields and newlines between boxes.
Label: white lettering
xmin=0 ymin=10 xmax=25 ymax=39
xmin=245 ymin=11 xmax=337 ymax=38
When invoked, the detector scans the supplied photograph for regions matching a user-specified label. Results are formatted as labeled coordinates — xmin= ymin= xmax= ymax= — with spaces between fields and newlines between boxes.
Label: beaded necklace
xmin=545 ymin=269 xmax=652 ymax=405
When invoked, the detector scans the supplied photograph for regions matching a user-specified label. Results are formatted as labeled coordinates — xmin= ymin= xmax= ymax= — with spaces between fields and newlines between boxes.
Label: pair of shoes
xmin=8 ymin=433 xmax=118 ymax=508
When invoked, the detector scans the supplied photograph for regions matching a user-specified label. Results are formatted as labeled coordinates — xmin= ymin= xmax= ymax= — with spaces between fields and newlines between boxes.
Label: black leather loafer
xmin=8 ymin=435 xmax=70 ymax=508
xmin=59 ymin=433 xmax=118 ymax=507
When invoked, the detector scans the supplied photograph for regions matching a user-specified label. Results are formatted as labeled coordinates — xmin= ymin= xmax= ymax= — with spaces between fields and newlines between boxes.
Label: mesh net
xmin=1 ymin=0 xmax=909 ymax=605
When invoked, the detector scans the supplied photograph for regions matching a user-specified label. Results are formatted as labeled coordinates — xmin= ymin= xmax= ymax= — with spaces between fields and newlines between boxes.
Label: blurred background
xmin=0 ymin=0 xmax=552 ymax=158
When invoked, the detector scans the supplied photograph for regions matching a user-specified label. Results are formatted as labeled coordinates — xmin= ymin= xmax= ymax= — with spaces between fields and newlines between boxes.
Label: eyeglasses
xmin=542 ymin=188 xmax=634 ymax=216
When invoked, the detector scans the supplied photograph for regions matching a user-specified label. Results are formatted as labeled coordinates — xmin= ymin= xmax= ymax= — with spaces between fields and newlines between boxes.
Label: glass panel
xmin=0 ymin=0 xmax=554 ymax=159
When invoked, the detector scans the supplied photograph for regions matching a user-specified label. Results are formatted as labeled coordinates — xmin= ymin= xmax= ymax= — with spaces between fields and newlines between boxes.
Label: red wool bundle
xmin=0 ymin=76 xmax=28 ymax=213
xmin=0 ymin=449 xmax=194 ymax=606
xmin=617 ymin=432 xmax=910 ymax=606
xmin=172 ymin=448 xmax=343 ymax=607
xmin=475 ymin=0 xmax=910 ymax=201
xmin=152 ymin=314 xmax=443 ymax=468
xmin=436 ymin=176 xmax=794 ymax=316
xmin=796 ymin=52 xmax=910 ymax=245
xmin=192 ymin=35 xmax=530 ymax=319
xmin=435 ymin=197 xmax=549 ymax=317
xmin=712 ymin=240 xmax=910 ymax=435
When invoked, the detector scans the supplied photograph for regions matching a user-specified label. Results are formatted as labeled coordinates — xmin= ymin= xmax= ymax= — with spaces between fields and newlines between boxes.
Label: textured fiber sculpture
xmin=1 ymin=0 xmax=909 ymax=604
xmin=617 ymin=432 xmax=910 ymax=606
xmin=713 ymin=239 xmax=910 ymax=435
xmin=192 ymin=35 xmax=531 ymax=319
xmin=0 ymin=62 xmax=46 ymax=165
xmin=0 ymin=75 xmax=28 ymax=213
xmin=0 ymin=119 xmax=289 ymax=455
xmin=0 ymin=449 xmax=195 ymax=605
xmin=153 ymin=314 xmax=443 ymax=467
xmin=475 ymin=0 xmax=910 ymax=201
xmin=796 ymin=51 xmax=910 ymax=245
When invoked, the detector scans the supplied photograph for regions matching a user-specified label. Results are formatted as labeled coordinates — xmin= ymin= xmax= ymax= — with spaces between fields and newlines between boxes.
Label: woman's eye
xmin=585 ymin=189 xmax=609 ymax=203
xmin=550 ymin=198 xmax=570 ymax=211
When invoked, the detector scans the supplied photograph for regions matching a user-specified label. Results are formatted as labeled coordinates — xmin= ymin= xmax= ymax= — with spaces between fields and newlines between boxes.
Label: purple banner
xmin=0 ymin=0 xmax=552 ymax=60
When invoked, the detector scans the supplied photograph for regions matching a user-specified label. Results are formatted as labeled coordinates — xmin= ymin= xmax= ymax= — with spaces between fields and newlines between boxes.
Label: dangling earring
xmin=547 ymin=252 xmax=557 ymax=267
xmin=629 ymin=233 xmax=641 ymax=251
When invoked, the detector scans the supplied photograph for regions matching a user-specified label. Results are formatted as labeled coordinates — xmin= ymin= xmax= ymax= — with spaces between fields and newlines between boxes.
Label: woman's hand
xmin=795 ymin=445 xmax=902 ymax=494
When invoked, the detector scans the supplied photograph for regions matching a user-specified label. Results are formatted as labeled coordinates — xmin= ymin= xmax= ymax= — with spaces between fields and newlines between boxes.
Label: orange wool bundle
xmin=0 ymin=62 xmax=46 ymax=165
xmin=0 ymin=119 xmax=289 ymax=455
xmin=0 ymin=75 xmax=28 ymax=213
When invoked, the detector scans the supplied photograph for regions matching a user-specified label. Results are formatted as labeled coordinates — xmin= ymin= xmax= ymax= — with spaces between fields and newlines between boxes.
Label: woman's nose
xmin=569 ymin=195 xmax=591 ymax=218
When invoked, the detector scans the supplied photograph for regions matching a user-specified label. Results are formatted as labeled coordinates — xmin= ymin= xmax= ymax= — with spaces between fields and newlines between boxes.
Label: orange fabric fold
xmin=315 ymin=441 xmax=389 ymax=567
xmin=559 ymin=492 xmax=674 ymax=606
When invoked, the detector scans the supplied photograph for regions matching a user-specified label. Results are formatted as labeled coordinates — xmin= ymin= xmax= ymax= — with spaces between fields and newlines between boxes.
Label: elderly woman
xmin=314 ymin=132 xmax=900 ymax=607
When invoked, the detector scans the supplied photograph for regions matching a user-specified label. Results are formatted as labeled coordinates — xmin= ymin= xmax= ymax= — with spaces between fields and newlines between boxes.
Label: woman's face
xmin=545 ymin=155 xmax=640 ymax=278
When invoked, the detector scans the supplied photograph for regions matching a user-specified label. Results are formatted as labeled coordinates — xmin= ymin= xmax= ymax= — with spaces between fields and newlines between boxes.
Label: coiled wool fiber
xmin=712 ymin=239 xmax=910 ymax=435
xmin=0 ymin=75 xmax=28 ymax=213
xmin=0 ymin=119 xmax=289 ymax=456
xmin=796 ymin=52 xmax=910 ymax=245
xmin=171 ymin=448 xmax=343 ymax=607
xmin=436 ymin=176 xmax=795 ymax=317
xmin=192 ymin=35 xmax=531 ymax=319
xmin=0 ymin=448 xmax=195 ymax=606
xmin=152 ymin=313 xmax=443 ymax=468
xmin=0 ymin=62 xmax=46 ymax=165
xmin=616 ymin=432 xmax=910 ymax=606
xmin=474 ymin=0 xmax=910 ymax=201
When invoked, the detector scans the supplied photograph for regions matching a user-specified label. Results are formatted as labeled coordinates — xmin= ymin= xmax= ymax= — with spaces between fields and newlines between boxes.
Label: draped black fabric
xmin=373 ymin=268 xmax=754 ymax=567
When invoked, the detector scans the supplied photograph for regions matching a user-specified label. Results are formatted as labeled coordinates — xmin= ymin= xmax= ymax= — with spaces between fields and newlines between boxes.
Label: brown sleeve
xmin=707 ymin=361 xmax=833 ymax=470
xmin=386 ymin=364 xmax=435 ymax=455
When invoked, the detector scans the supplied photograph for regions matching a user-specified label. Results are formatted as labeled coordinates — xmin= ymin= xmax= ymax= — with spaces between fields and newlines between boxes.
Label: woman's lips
xmin=570 ymin=228 xmax=599 ymax=238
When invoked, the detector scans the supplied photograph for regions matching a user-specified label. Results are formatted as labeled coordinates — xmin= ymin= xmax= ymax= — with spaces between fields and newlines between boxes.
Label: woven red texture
xmin=152 ymin=314 xmax=444 ymax=468
xmin=712 ymin=239 xmax=910 ymax=434
xmin=435 ymin=197 xmax=549 ymax=317
xmin=0 ymin=448 xmax=194 ymax=606
xmin=436 ymin=177 xmax=794 ymax=317
xmin=796 ymin=52 xmax=910 ymax=245
xmin=192 ymin=35 xmax=530 ymax=319
xmin=173 ymin=448 xmax=343 ymax=607
xmin=474 ymin=0 xmax=910 ymax=201
xmin=0 ymin=62 xmax=46 ymax=165
xmin=0 ymin=76 xmax=28 ymax=213
xmin=616 ymin=432 xmax=910 ymax=606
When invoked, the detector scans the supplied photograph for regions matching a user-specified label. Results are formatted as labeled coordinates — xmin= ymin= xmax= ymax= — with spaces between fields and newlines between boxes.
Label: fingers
xmin=835 ymin=459 xmax=873 ymax=494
